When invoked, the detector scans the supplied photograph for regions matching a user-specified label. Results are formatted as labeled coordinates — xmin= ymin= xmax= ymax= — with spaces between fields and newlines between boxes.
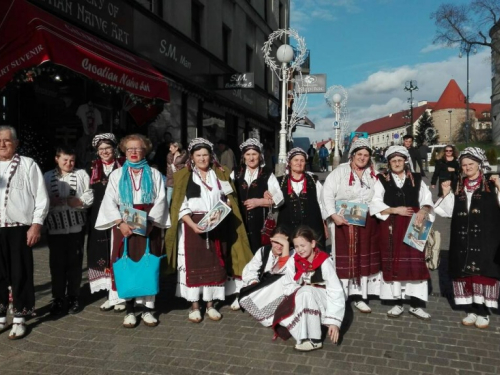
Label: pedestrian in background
xmin=166 ymin=141 xmax=187 ymax=206
xmin=0 ymin=125 xmax=49 ymax=339
xmin=431 ymin=145 xmax=459 ymax=197
xmin=318 ymin=145 xmax=328 ymax=172
xmin=403 ymin=135 xmax=425 ymax=177
xmin=307 ymin=144 xmax=315 ymax=171
xmin=45 ymin=146 xmax=93 ymax=316
xmin=419 ymin=142 xmax=431 ymax=172
xmin=217 ymin=139 xmax=236 ymax=172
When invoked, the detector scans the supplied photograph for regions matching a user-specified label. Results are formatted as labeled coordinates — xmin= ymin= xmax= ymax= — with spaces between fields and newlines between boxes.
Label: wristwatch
xmin=116 ymin=220 xmax=125 ymax=228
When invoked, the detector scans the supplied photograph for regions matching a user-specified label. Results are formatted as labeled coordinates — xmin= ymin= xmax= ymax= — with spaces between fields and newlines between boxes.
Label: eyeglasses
xmin=126 ymin=148 xmax=145 ymax=153
xmin=98 ymin=146 xmax=113 ymax=152
xmin=445 ymin=150 xmax=453 ymax=152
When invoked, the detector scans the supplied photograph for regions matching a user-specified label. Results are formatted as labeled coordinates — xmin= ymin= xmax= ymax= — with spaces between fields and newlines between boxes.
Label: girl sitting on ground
xmin=272 ymin=226 xmax=345 ymax=352
xmin=238 ymin=226 xmax=293 ymax=327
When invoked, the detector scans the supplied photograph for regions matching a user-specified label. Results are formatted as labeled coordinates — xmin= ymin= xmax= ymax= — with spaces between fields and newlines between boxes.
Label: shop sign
xmin=133 ymin=12 xmax=209 ymax=76
xmin=28 ymin=0 xmax=134 ymax=46
xmin=294 ymin=74 xmax=327 ymax=94
xmin=220 ymin=73 xmax=254 ymax=89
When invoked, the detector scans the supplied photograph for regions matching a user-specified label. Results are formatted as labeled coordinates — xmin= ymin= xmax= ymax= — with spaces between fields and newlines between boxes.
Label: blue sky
xmin=290 ymin=0 xmax=491 ymax=142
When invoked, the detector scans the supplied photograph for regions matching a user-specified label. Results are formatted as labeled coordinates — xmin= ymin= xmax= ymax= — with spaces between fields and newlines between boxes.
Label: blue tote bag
xmin=113 ymin=237 xmax=165 ymax=299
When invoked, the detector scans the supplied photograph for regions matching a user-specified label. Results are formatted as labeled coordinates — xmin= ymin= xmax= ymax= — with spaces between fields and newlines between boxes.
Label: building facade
xmin=0 ymin=0 xmax=290 ymax=169
xmin=356 ymin=80 xmax=491 ymax=149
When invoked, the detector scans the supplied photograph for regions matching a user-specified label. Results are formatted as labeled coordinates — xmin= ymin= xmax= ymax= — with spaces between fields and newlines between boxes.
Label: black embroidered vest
xmin=378 ymin=173 xmax=421 ymax=208
xmin=277 ymin=174 xmax=325 ymax=248
xmin=236 ymin=168 xmax=270 ymax=253
xmin=449 ymin=180 xmax=500 ymax=279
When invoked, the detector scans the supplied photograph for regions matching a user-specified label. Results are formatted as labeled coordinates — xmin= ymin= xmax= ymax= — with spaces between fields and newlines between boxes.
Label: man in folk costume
xmin=165 ymin=138 xmax=252 ymax=323
xmin=435 ymin=147 xmax=500 ymax=329
xmin=0 ymin=125 xmax=49 ymax=339
xmin=321 ymin=139 xmax=381 ymax=313
xmin=370 ymin=145 xmax=434 ymax=320
xmin=44 ymin=146 xmax=94 ymax=316
xmin=276 ymin=148 xmax=328 ymax=250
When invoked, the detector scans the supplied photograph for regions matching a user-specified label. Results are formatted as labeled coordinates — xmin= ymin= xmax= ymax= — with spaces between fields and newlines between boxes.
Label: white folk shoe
xmin=294 ymin=340 xmax=323 ymax=352
xmin=462 ymin=313 xmax=477 ymax=326
xmin=354 ymin=301 xmax=372 ymax=313
xmin=475 ymin=315 xmax=490 ymax=329
xmin=409 ymin=308 xmax=431 ymax=321
xmin=188 ymin=309 xmax=202 ymax=323
xmin=100 ymin=300 xmax=113 ymax=312
xmin=0 ymin=317 xmax=6 ymax=331
xmin=230 ymin=298 xmax=240 ymax=311
xmin=387 ymin=305 xmax=404 ymax=318
xmin=114 ymin=303 xmax=126 ymax=313
xmin=141 ymin=312 xmax=158 ymax=327
xmin=206 ymin=307 xmax=222 ymax=321
xmin=8 ymin=323 xmax=26 ymax=340
xmin=122 ymin=313 xmax=137 ymax=328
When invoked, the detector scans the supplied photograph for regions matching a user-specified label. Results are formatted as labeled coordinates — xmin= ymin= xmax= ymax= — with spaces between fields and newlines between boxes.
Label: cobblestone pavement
xmin=1 ymin=176 xmax=499 ymax=375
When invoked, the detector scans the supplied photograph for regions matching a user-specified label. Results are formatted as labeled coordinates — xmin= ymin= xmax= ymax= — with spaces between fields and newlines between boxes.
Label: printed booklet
xmin=403 ymin=213 xmax=433 ymax=251
xmin=119 ymin=206 xmax=147 ymax=236
xmin=197 ymin=200 xmax=231 ymax=233
xmin=334 ymin=201 xmax=369 ymax=226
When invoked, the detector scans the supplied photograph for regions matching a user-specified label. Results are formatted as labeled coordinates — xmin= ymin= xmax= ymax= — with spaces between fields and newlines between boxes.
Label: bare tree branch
xmin=431 ymin=2 xmax=500 ymax=54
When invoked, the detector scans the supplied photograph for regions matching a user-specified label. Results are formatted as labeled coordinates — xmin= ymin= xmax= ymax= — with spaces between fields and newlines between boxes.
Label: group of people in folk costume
xmin=1 ymin=122 xmax=499 ymax=350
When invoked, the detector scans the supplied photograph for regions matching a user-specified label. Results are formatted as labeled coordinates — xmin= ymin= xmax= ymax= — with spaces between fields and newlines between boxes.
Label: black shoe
xmin=50 ymin=298 xmax=65 ymax=316
xmin=67 ymin=297 xmax=82 ymax=315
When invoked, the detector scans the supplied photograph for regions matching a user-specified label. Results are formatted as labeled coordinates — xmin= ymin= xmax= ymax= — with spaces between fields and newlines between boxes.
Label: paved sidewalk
xmin=1 ymin=176 xmax=499 ymax=375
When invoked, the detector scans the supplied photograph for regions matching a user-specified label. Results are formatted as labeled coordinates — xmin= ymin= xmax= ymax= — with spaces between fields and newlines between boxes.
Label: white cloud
xmin=290 ymin=0 xmax=356 ymax=30
xmin=295 ymin=49 xmax=491 ymax=143
xmin=420 ymin=42 xmax=456 ymax=54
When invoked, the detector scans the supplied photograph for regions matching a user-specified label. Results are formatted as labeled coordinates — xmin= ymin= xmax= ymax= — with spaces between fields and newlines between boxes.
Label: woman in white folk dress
xmin=95 ymin=134 xmax=169 ymax=328
xmin=321 ymin=138 xmax=381 ymax=314
xmin=164 ymin=138 xmax=252 ymax=323
xmin=435 ymin=147 xmax=500 ymax=329
xmin=369 ymin=145 xmax=434 ymax=321
xmin=238 ymin=226 xmax=293 ymax=327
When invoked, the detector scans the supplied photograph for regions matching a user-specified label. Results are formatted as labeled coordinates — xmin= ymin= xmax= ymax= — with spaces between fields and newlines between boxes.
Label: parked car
xmin=427 ymin=144 xmax=450 ymax=162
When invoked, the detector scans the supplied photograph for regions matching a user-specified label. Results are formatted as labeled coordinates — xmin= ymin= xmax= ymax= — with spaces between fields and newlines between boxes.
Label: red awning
xmin=0 ymin=0 xmax=170 ymax=102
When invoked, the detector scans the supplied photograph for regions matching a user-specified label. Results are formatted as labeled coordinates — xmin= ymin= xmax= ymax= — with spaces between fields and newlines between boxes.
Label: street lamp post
xmin=262 ymin=29 xmax=307 ymax=176
xmin=325 ymin=85 xmax=348 ymax=169
xmin=448 ymin=110 xmax=452 ymax=141
xmin=332 ymin=93 xmax=341 ymax=165
xmin=404 ymin=80 xmax=419 ymax=135
xmin=459 ymin=42 xmax=476 ymax=145
xmin=276 ymin=44 xmax=294 ymax=171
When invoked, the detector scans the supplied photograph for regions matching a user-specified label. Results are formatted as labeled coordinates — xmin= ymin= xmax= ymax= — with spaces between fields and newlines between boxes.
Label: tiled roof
xmin=316 ymin=138 xmax=332 ymax=148
xmin=432 ymin=79 xmax=467 ymax=111
xmin=355 ymin=105 xmax=432 ymax=134
xmin=355 ymin=79 xmax=491 ymax=135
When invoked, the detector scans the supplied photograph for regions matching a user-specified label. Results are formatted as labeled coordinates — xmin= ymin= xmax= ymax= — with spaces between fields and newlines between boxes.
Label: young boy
xmin=44 ymin=147 xmax=93 ymax=315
